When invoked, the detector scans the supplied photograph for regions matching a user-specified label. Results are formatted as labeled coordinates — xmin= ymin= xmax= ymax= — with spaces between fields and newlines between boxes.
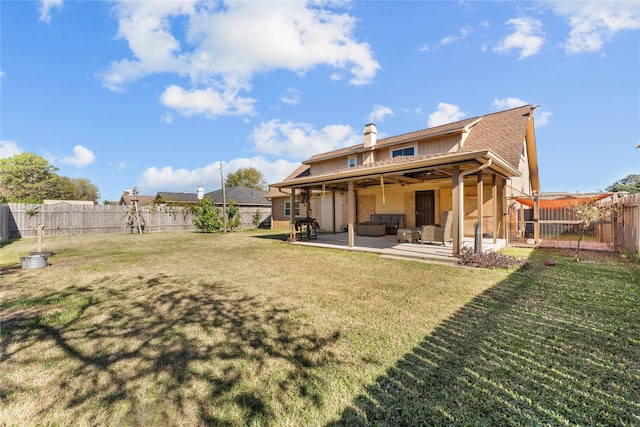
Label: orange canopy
xmin=514 ymin=194 xmax=612 ymax=209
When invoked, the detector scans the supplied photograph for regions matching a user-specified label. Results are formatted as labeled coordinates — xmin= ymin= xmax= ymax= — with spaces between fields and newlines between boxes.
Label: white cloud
xmin=280 ymin=88 xmax=300 ymax=106
xmin=161 ymin=112 xmax=174 ymax=124
xmin=368 ymin=105 xmax=394 ymax=123
xmin=0 ymin=141 xmax=23 ymax=158
xmin=161 ymin=85 xmax=256 ymax=118
xmin=39 ymin=0 xmax=63 ymax=24
xmin=536 ymin=110 xmax=552 ymax=126
xmin=494 ymin=16 xmax=545 ymax=59
xmin=492 ymin=97 xmax=528 ymax=110
xmin=250 ymin=119 xmax=360 ymax=160
xmin=100 ymin=1 xmax=379 ymax=117
xmin=138 ymin=157 xmax=299 ymax=194
xmin=420 ymin=24 xmax=473 ymax=52
xmin=60 ymin=145 xmax=96 ymax=167
xmin=441 ymin=25 xmax=473 ymax=45
xmin=543 ymin=1 xmax=640 ymax=53
xmin=428 ymin=103 xmax=466 ymax=127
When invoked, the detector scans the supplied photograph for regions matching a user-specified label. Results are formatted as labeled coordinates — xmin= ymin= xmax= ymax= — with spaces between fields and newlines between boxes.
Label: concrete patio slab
xmin=289 ymin=232 xmax=507 ymax=265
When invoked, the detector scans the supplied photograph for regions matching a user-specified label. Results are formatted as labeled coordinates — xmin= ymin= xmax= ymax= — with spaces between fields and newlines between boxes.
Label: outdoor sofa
xmin=369 ymin=214 xmax=405 ymax=235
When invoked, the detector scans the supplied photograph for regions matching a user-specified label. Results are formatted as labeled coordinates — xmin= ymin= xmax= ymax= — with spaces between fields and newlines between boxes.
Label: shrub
xmin=192 ymin=198 xmax=222 ymax=232
xmin=252 ymin=210 xmax=262 ymax=228
xmin=227 ymin=199 xmax=240 ymax=231
xmin=457 ymin=247 xmax=531 ymax=269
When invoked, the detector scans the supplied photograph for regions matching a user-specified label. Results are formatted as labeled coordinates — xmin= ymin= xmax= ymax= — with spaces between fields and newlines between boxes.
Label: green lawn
xmin=1 ymin=231 xmax=638 ymax=426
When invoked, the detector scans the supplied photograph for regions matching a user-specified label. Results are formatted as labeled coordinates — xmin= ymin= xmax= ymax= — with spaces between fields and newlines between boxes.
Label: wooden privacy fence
xmin=602 ymin=193 xmax=640 ymax=256
xmin=0 ymin=203 xmax=272 ymax=240
xmin=506 ymin=192 xmax=640 ymax=255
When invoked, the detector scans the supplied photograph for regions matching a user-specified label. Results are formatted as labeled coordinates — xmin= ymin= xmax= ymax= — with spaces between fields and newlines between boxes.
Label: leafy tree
xmin=225 ymin=167 xmax=267 ymax=190
xmin=69 ymin=177 xmax=100 ymax=202
xmin=192 ymin=198 xmax=222 ymax=232
xmin=0 ymin=153 xmax=61 ymax=203
xmin=0 ymin=153 xmax=100 ymax=203
xmin=226 ymin=199 xmax=241 ymax=231
xmin=571 ymin=198 xmax=612 ymax=260
xmin=605 ymin=174 xmax=640 ymax=194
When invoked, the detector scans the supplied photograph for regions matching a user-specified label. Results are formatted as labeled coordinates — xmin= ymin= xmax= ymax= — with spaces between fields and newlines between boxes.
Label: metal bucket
xmin=20 ymin=254 xmax=48 ymax=270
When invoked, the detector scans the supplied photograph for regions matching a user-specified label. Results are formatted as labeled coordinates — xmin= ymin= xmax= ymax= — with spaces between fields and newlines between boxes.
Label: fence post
xmin=612 ymin=202 xmax=618 ymax=254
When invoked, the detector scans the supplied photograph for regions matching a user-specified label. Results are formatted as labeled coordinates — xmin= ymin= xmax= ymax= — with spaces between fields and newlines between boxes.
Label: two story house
xmin=269 ymin=105 xmax=540 ymax=255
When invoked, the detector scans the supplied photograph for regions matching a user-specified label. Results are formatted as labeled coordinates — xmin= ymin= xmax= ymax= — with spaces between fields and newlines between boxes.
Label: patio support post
xmin=452 ymin=166 xmax=461 ymax=256
xmin=519 ymin=201 xmax=525 ymax=240
xmin=534 ymin=192 xmax=540 ymax=243
xmin=289 ymin=189 xmax=296 ymax=241
xmin=348 ymin=181 xmax=355 ymax=247
xmin=492 ymin=174 xmax=498 ymax=244
xmin=477 ymin=170 xmax=484 ymax=252
xmin=332 ymin=189 xmax=337 ymax=234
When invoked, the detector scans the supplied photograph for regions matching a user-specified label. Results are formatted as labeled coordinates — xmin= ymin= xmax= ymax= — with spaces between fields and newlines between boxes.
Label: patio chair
xmin=421 ymin=211 xmax=453 ymax=246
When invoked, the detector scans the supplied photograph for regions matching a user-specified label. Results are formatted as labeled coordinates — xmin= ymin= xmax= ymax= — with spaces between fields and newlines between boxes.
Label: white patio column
xmin=348 ymin=181 xmax=355 ymax=247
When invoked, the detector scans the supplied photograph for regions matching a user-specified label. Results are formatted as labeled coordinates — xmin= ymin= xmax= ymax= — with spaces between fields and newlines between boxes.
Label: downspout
xmin=455 ymin=159 xmax=492 ymax=253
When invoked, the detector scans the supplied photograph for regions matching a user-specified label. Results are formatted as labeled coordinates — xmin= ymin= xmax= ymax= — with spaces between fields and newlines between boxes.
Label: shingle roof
xmin=119 ymin=194 xmax=156 ymax=206
xmin=155 ymin=192 xmax=199 ymax=203
xmin=206 ymin=186 xmax=269 ymax=206
xmin=303 ymin=106 xmax=533 ymax=171
xmin=460 ymin=105 xmax=532 ymax=170
xmin=271 ymin=105 xmax=537 ymax=189
xmin=304 ymin=117 xmax=480 ymax=164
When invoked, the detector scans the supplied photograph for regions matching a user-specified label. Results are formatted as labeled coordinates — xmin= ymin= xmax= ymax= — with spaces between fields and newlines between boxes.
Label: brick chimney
xmin=363 ymin=123 xmax=377 ymax=164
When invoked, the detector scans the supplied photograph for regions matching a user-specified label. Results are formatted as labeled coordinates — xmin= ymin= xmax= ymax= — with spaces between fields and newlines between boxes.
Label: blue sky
xmin=1 ymin=0 xmax=639 ymax=202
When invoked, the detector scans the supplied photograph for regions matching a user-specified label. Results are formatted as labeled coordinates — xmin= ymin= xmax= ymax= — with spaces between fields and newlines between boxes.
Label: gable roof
xmin=206 ymin=186 xmax=269 ymax=206
xmin=271 ymin=105 xmax=540 ymax=192
xmin=460 ymin=105 xmax=532 ymax=171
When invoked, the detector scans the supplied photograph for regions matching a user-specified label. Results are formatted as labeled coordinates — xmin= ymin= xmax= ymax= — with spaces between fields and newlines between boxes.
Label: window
xmin=284 ymin=201 xmax=300 ymax=217
xmin=347 ymin=156 xmax=357 ymax=168
xmin=391 ymin=146 xmax=415 ymax=157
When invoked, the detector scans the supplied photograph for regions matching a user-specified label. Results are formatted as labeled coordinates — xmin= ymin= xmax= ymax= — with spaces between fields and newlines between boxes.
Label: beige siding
xmin=418 ymin=134 xmax=461 ymax=155
xmin=311 ymin=155 xmax=359 ymax=176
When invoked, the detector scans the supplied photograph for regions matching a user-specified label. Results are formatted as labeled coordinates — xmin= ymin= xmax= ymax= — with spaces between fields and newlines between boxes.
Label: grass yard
xmin=1 ymin=231 xmax=638 ymax=426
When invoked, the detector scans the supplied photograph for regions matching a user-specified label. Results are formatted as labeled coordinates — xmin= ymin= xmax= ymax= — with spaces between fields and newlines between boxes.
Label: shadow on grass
xmin=251 ymin=231 xmax=290 ymax=241
xmin=328 ymin=249 xmax=640 ymax=426
xmin=1 ymin=274 xmax=340 ymax=425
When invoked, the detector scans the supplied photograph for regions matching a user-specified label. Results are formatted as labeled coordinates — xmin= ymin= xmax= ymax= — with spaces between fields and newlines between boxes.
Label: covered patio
xmin=290 ymin=232 xmax=506 ymax=265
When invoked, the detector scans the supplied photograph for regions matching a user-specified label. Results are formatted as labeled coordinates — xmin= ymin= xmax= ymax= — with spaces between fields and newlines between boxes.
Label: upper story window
xmin=347 ymin=156 xmax=357 ymax=168
xmin=391 ymin=146 xmax=416 ymax=157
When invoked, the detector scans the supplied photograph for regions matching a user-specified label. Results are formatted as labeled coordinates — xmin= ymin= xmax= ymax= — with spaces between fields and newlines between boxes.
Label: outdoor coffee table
xmin=397 ymin=228 xmax=420 ymax=243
